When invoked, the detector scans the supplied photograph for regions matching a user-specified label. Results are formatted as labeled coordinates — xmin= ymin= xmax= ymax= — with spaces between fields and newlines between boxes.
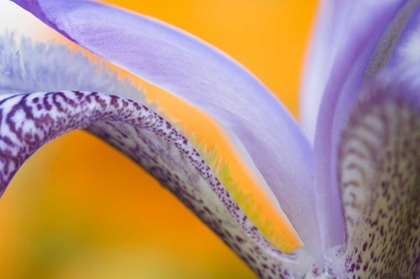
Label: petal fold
xmin=11 ymin=0 xmax=320 ymax=254
xmin=309 ymin=0 xmax=413 ymax=251
xmin=330 ymin=64 xmax=420 ymax=278
xmin=0 ymin=90 xmax=313 ymax=278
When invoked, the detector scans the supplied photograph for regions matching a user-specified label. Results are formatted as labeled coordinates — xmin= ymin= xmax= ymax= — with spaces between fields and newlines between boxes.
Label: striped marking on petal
xmin=0 ymin=91 xmax=313 ymax=279
xmin=331 ymin=67 xmax=420 ymax=278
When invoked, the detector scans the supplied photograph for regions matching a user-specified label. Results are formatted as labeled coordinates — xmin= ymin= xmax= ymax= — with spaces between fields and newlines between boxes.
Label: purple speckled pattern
xmin=332 ymin=65 xmax=420 ymax=278
xmin=0 ymin=90 xmax=312 ymax=279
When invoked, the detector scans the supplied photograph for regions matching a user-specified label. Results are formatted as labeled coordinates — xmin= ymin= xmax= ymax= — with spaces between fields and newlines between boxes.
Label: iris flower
xmin=2 ymin=0 xmax=420 ymax=278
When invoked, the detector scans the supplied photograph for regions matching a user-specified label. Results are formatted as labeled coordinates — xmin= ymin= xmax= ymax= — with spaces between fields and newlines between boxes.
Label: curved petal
xmin=329 ymin=64 xmax=420 ymax=277
xmin=311 ymin=0 xmax=412 ymax=251
xmin=0 ymin=32 xmax=316 ymax=277
xmin=11 ymin=0 xmax=321 ymax=254
xmin=0 ymin=90 xmax=314 ymax=278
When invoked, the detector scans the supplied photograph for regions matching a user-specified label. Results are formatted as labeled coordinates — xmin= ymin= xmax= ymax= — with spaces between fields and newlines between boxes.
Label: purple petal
xmin=0 ymin=90 xmax=313 ymax=278
xmin=311 ymin=0 xmax=411 ymax=251
xmin=11 ymin=0 xmax=321 ymax=254
xmin=300 ymin=0 xmax=352 ymax=143
xmin=329 ymin=64 xmax=420 ymax=277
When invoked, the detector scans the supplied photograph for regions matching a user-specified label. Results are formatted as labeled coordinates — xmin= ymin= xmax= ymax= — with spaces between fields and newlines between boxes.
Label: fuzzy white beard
xmin=0 ymin=32 xmax=147 ymax=106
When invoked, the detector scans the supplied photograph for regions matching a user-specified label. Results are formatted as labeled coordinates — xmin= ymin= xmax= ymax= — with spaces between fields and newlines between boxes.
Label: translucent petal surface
xmin=300 ymin=0 xmax=352 ymax=143
xmin=330 ymin=65 xmax=420 ymax=278
xmin=310 ymin=0 xmax=411 ymax=251
xmin=11 ymin=0 xmax=320 ymax=254
xmin=0 ymin=90 xmax=313 ymax=279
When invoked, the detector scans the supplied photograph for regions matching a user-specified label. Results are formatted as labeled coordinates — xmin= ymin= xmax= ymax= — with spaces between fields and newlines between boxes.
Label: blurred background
xmin=0 ymin=1 xmax=317 ymax=278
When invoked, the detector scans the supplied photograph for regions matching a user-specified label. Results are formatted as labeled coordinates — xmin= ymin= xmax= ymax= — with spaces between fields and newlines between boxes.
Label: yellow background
xmin=0 ymin=1 xmax=316 ymax=278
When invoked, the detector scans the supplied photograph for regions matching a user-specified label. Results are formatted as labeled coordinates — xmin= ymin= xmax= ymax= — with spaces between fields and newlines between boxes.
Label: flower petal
xmin=329 ymin=64 xmax=420 ymax=277
xmin=0 ymin=33 xmax=314 ymax=277
xmin=0 ymin=90 xmax=313 ymax=278
xmin=11 ymin=0 xmax=320 ymax=254
xmin=300 ymin=0 xmax=352 ymax=143
xmin=311 ymin=0 xmax=412 ymax=251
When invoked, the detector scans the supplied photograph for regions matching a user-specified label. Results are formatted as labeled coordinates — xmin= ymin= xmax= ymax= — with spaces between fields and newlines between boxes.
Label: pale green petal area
xmin=188 ymin=129 xmax=303 ymax=253
xmin=329 ymin=65 xmax=420 ymax=278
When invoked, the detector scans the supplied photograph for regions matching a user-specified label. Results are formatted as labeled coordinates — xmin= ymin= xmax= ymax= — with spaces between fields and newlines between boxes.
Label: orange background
xmin=0 ymin=1 xmax=317 ymax=278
